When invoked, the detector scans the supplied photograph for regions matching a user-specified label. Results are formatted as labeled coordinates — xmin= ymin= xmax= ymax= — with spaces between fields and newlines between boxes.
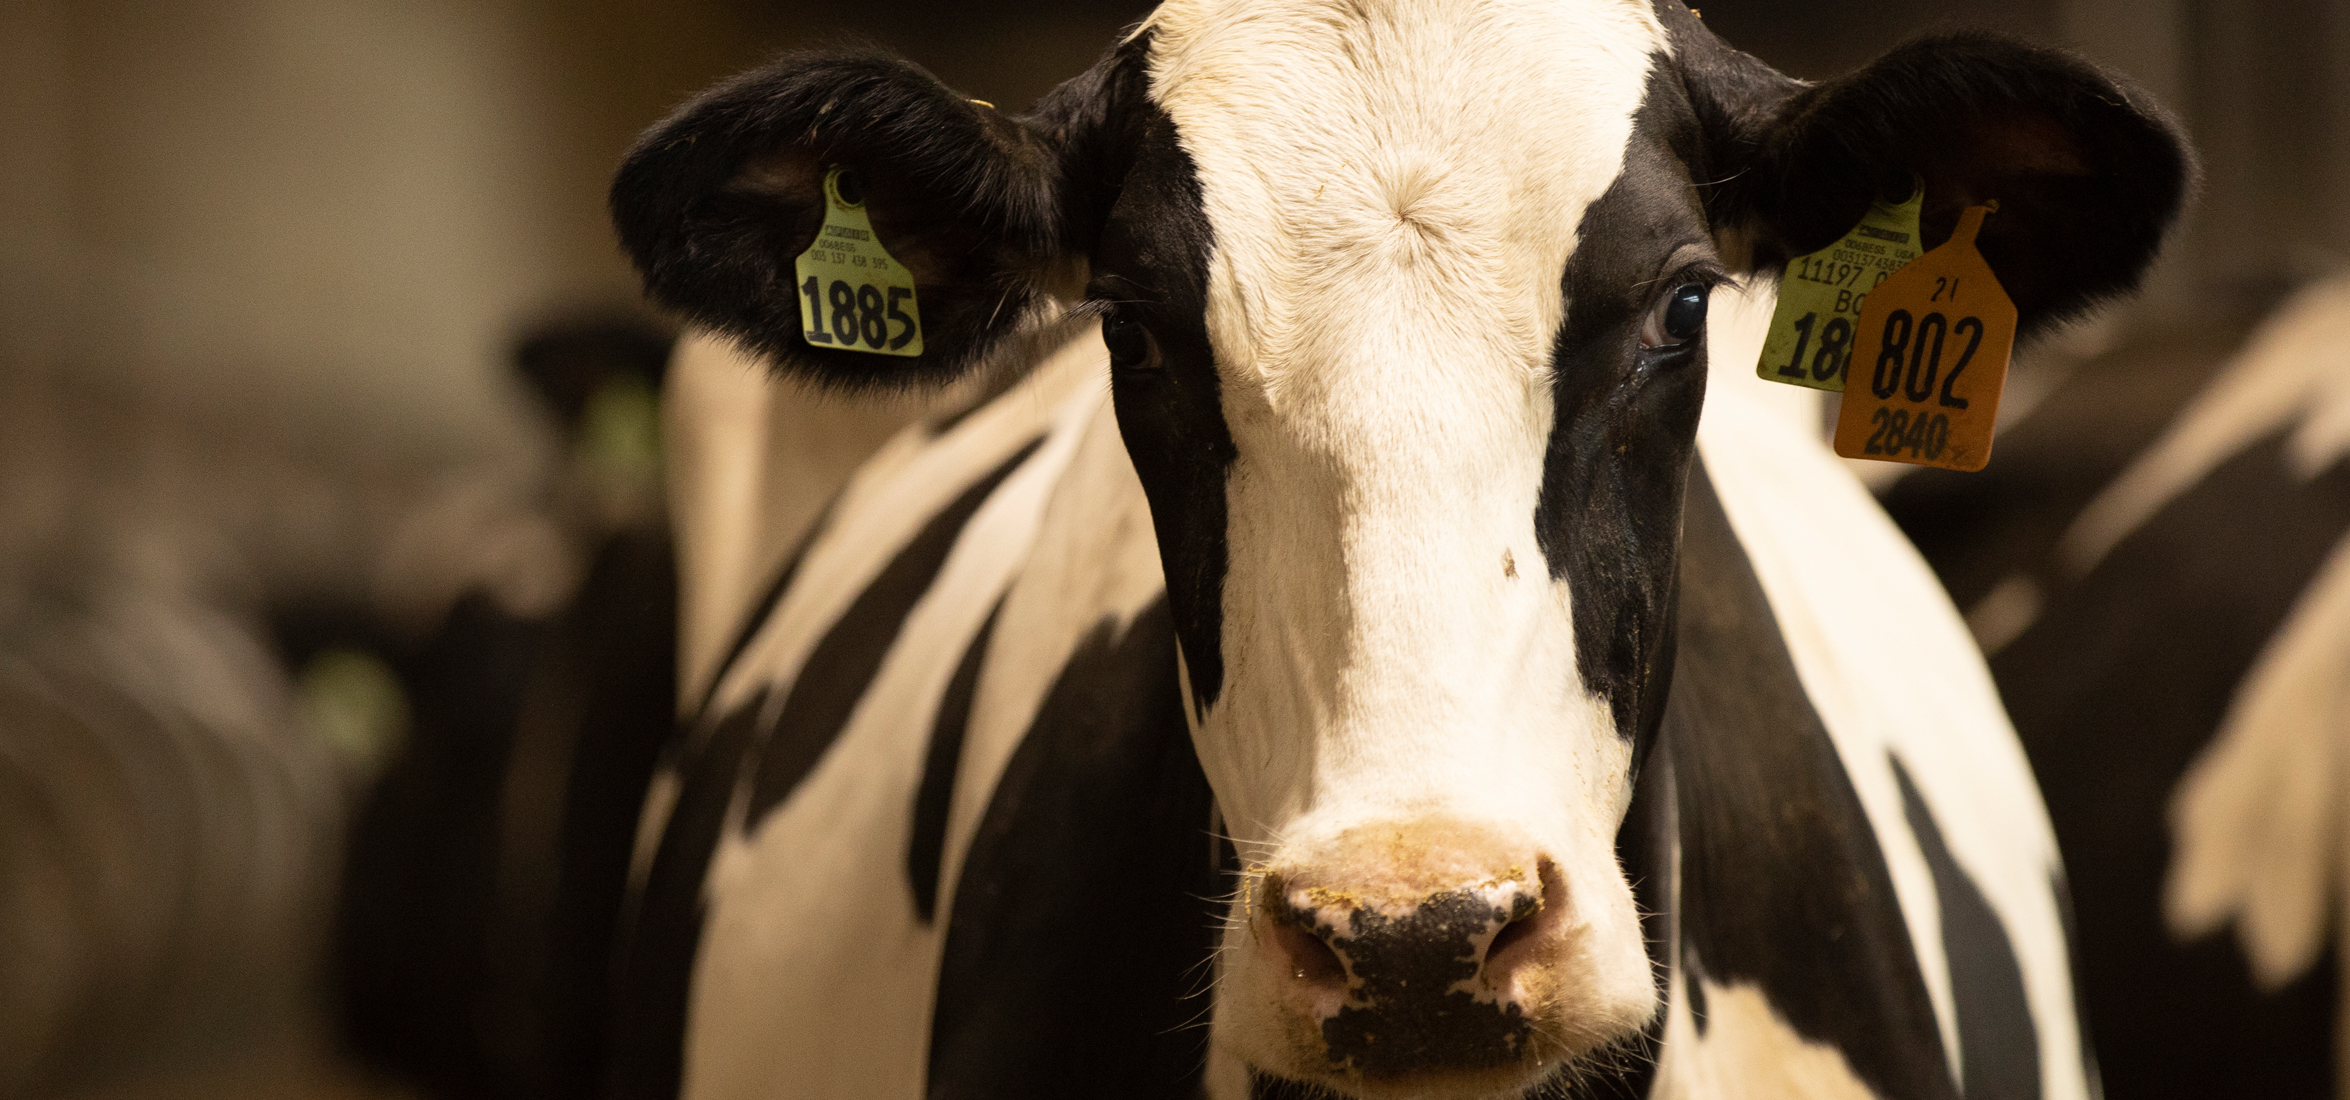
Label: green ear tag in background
xmin=794 ymin=166 xmax=923 ymax=357
xmin=1755 ymin=182 xmax=1924 ymax=391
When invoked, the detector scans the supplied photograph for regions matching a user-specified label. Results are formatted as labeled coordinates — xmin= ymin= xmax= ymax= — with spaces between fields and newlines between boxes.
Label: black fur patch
xmin=907 ymin=597 xmax=1003 ymax=923
xmin=1655 ymin=460 xmax=1962 ymax=1100
xmin=1095 ymin=110 xmax=1234 ymax=715
xmin=924 ymin=599 xmax=1221 ymax=1099
xmin=1893 ymin=757 xmax=2040 ymax=1100
xmin=741 ymin=437 xmax=1042 ymax=831
xmin=1533 ymin=65 xmax=1713 ymax=766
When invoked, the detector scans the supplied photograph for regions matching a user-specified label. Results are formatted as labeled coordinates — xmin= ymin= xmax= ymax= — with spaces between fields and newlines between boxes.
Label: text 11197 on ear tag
xmin=1833 ymin=202 xmax=2016 ymax=472
xmin=1756 ymin=184 xmax=1924 ymax=391
xmin=795 ymin=166 xmax=923 ymax=357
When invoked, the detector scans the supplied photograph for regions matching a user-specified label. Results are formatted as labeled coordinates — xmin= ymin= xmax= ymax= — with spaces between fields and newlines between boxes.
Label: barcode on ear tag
xmin=1756 ymin=184 xmax=1925 ymax=391
xmin=794 ymin=166 xmax=923 ymax=357
xmin=1832 ymin=202 xmax=2017 ymax=472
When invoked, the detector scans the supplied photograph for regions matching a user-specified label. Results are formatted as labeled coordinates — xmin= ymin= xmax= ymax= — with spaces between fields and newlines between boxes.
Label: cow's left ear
xmin=1671 ymin=7 xmax=2196 ymax=335
xmin=610 ymin=43 xmax=1147 ymax=390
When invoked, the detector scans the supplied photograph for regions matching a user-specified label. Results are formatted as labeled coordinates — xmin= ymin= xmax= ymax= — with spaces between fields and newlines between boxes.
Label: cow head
xmin=612 ymin=3 xmax=2187 ymax=1094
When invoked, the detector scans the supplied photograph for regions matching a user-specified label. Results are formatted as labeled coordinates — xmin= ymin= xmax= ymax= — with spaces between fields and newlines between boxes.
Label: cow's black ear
xmin=610 ymin=42 xmax=1146 ymax=391
xmin=1669 ymin=6 xmax=2195 ymax=336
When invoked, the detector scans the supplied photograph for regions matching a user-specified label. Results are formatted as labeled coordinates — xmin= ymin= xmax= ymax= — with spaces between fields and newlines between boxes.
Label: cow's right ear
xmin=610 ymin=44 xmax=1145 ymax=391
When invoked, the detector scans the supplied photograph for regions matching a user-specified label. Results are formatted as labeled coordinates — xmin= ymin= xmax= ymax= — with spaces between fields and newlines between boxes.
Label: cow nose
xmin=1259 ymin=861 xmax=1562 ymax=1074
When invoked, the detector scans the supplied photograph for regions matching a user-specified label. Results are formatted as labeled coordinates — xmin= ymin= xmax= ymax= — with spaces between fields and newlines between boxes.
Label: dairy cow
xmin=604 ymin=3 xmax=2189 ymax=1096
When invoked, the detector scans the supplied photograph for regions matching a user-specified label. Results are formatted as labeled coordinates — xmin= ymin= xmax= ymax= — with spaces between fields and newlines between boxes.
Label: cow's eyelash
xmin=1080 ymin=271 xmax=1163 ymax=314
xmin=1638 ymin=261 xmax=1733 ymax=296
xmin=1071 ymin=298 xmax=1143 ymax=323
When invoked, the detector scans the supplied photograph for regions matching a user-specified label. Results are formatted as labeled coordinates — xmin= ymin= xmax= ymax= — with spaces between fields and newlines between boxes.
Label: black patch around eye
xmin=1102 ymin=311 xmax=1152 ymax=369
xmin=1663 ymin=283 xmax=1710 ymax=343
xmin=1534 ymin=60 xmax=1713 ymax=772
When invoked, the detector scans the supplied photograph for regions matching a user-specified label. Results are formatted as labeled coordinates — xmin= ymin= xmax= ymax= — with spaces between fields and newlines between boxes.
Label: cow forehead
xmin=1142 ymin=0 xmax=1669 ymax=390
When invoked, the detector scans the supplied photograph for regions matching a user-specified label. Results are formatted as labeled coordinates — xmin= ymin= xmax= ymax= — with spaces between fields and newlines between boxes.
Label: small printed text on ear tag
xmin=1832 ymin=202 xmax=2016 ymax=472
xmin=795 ymin=166 xmax=923 ymax=357
xmin=1757 ymin=183 xmax=1924 ymax=391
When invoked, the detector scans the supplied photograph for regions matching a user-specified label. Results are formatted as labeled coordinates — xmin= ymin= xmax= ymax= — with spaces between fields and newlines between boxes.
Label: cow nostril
xmin=1260 ymin=875 xmax=1349 ymax=987
xmin=1269 ymin=919 xmax=1348 ymax=985
xmin=1484 ymin=858 xmax=1564 ymax=977
xmin=1485 ymin=902 xmax=1540 ymax=970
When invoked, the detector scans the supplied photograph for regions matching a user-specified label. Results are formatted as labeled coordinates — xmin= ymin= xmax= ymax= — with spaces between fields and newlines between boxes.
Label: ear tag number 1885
xmin=1756 ymin=183 xmax=1925 ymax=391
xmin=1833 ymin=202 xmax=2016 ymax=472
xmin=795 ymin=166 xmax=923 ymax=357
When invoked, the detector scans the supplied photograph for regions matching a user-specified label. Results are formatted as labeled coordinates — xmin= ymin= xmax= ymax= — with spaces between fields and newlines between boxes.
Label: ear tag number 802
xmin=795 ymin=166 xmax=923 ymax=357
xmin=1832 ymin=201 xmax=2017 ymax=472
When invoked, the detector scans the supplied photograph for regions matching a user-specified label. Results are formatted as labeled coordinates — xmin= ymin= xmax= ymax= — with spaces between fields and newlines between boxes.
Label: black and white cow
xmin=605 ymin=3 xmax=2189 ymax=1096
xmin=1881 ymin=275 xmax=2350 ymax=1099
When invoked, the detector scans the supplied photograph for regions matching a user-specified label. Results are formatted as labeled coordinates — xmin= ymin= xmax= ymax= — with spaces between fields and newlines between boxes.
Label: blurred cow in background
xmin=1881 ymin=274 xmax=2350 ymax=1098
xmin=304 ymin=319 xmax=678 ymax=1100
xmin=0 ymin=316 xmax=675 ymax=1100
xmin=310 ymin=324 xmax=959 ymax=1100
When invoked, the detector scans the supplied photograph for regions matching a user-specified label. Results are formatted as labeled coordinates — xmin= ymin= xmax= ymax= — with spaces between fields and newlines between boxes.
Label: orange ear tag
xmin=1832 ymin=202 xmax=2016 ymax=472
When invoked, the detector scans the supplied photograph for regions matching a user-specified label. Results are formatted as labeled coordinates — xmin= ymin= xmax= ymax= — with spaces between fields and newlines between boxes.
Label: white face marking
xmin=1142 ymin=0 xmax=1673 ymax=1084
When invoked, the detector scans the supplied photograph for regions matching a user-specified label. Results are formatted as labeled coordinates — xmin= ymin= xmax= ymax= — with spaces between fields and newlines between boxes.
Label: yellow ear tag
xmin=1832 ymin=202 xmax=2016 ymax=472
xmin=794 ymin=166 xmax=923 ymax=357
xmin=1756 ymin=183 xmax=1925 ymax=391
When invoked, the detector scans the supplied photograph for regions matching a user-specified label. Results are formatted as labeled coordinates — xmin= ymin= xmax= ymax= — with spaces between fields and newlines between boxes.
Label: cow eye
xmin=1640 ymin=282 xmax=1711 ymax=349
xmin=1101 ymin=309 xmax=1157 ymax=370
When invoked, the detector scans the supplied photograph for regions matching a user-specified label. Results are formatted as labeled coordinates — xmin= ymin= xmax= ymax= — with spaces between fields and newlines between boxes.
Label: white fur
xmin=1143 ymin=0 xmax=1673 ymax=1076
xmin=680 ymin=339 xmax=1105 ymax=1100
xmin=1654 ymin=974 xmax=1884 ymax=1100
xmin=1700 ymin=370 xmax=2093 ymax=1100
xmin=662 ymin=330 xmax=959 ymax=709
xmin=932 ymin=390 xmax=1170 ymax=914
xmin=1643 ymin=766 xmax=1882 ymax=1100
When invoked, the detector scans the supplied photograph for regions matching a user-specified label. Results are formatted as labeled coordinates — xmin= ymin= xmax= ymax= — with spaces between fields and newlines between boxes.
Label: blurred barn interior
xmin=0 ymin=1 xmax=2345 ymax=1098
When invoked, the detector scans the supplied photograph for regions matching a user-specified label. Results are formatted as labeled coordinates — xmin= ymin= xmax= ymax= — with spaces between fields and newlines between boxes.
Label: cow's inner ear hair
xmin=610 ymin=43 xmax=1143 ymax=393
xmin=1717 ymin=29 xmax=2194 ymax=338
